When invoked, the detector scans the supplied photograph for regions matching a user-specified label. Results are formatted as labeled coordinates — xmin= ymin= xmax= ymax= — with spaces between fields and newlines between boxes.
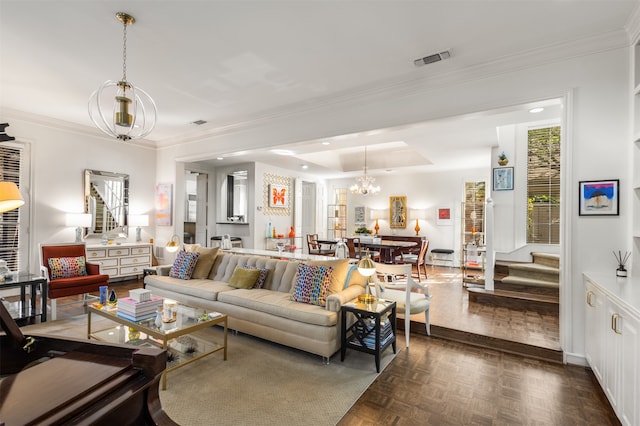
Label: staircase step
xmin=531 ymin=252 xmax=560 ymax=269
xmin=501 ymin=275 xmax=559 ymax=289
xmin=495 ymin=281 xmax=559 ymax=297
xmin=507 ymin=262 xmax=559 ymax=282
xmin=467 ymin=288 xmax=559 ymax=315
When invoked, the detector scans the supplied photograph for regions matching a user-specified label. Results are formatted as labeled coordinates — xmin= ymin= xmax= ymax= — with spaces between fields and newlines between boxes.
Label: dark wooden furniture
xmin=0 ymin=302 xmax=176 ymax=426
xmin=307 ymin=234 xmax=336 ymax=256
xmin=0 ymin=272 xmax=47 ymax=323
xmin=395 ymin=239 xmax=430 ymax=282
xmin=380 ymin=235 xmax=423 ymax=256
xmin=361 ymin=240 xmax=417 ymax=264
xmin=341 ymin=299 xmax=396 ymax=372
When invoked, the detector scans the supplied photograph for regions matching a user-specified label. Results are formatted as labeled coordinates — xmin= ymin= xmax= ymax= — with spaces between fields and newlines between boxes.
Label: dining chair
xmin=40 ymin=242 xmax=110 ymax=320
xmin=345 ymin=237 xmax=363 ymax=259
xmin=306 ymin=233 xmax=335 ymax=256
xmin=395 ymin=238 xmax=429 ymax=282
xmin=371 ymin=262 xmax=431 ymax=348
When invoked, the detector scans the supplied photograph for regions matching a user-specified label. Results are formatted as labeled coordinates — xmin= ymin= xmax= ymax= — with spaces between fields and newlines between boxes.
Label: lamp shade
xmin=166 ymin=234 xmax=180 ymax=252
xmin=357 ymin=250 xmax=376 ymax=277
xmin=129 ymin=214 xmax=149 ymax=227
xmin=65 ymin=213 xmax=92 ymax=228
xmin=0 ymin=182 xmax=24 ymax=213
xmin=410 ymin=209 xmax=426 ymax=221
xmin=370 ymin=209 xmax=385 ymax=220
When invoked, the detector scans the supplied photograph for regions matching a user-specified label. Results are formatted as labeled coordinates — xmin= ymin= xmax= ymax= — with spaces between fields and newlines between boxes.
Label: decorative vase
xmin=288 ymin=226 xmax=295 ymax=238
xmin=498 ymin=158 xmax=508 ymax=166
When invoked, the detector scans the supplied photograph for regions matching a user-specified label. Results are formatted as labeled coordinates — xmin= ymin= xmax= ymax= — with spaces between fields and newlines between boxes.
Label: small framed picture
xmin=436 ymin=205 xmax=452 ymax=226
xmin=493 ymin=167 xmax=514 ymax=191
xmin=579 ymin=179 xmax=619 ymax=216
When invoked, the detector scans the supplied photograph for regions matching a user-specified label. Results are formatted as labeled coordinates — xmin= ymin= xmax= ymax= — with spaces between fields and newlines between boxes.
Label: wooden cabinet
xmin=86 ymin=243 xmax=151 ymax=279
xmin=583 ymin=273 xmax=640 ymax=426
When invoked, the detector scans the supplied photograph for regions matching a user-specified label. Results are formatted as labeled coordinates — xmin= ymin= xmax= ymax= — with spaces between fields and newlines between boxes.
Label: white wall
xmin=3 ymin=111 xmax=157 ymax=273
xmin=327 ymin=167 xmax=489 ymax=264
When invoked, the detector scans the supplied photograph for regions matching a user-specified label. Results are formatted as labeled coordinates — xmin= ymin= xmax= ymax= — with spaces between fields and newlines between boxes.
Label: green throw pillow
xmin=228 ymin=267 xmax=261 ymax=289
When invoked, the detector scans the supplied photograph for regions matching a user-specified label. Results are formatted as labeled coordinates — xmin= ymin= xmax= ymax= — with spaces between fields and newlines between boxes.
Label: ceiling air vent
xmin=414 ymin=50 xmax=451 ymax=67
xmin=191 ymin=120 xmax=207 ymax=126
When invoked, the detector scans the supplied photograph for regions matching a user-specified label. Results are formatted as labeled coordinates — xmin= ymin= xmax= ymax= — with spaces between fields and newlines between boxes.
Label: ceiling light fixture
xmin=350 ymin=146 xmax=380 ymax=196
xmin=529 ymin=107 xmax=544 ymax=113
xmin=88 ymin=12 xmax=157 ymax=141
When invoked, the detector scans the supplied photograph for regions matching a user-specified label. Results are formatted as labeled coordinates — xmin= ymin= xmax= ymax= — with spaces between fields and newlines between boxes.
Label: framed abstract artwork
xmin=155 ymin=183 xmax=173 ymax=226
xmin=389 ymin=196 xmax=407 ymax=229
xmin=436 ymin=205 xmax=453 ymax=226
xmin=493 ymin=167 xmax=514 ymax=191
xmin=579 ymin=179 xmax=619 ymax=216
xmin=268 ymin=184 xmax=288 ymax=208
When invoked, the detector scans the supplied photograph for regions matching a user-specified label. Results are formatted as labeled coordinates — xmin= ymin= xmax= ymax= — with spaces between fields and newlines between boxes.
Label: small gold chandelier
xmin=88 ymin=12 xmax=157 ymax=141
xmin=350 ymin=146 xmax=380 ymax=196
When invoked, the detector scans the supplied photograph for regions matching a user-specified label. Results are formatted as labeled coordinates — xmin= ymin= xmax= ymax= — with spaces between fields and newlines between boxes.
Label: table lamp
xmin=370 ymin=209 xmax=384 ymax=236
xmin=410 ymin=209 xmax=425 ymax=236
xmin=65 ymin=213 xmax=92 ymax=242
xmin=129 ymin=214 xmax=149 ymax=242
xmin=166 ymin=234 xmax=180 ymax=252
xmin=0 ymin=182 xmax=24 ymax=213
xmin=357 ymin=249 xmax=377 ymax=303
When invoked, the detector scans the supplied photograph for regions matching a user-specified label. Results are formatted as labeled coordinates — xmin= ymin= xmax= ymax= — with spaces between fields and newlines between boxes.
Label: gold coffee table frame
xmin=88 ymin=303 xmax=227 ymax=390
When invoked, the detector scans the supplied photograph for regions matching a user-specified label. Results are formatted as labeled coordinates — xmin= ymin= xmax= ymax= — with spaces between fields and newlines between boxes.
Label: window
xmin=527 ymin=126 xmax=561 ymax=244
xmin=0 ymin=144 xmax=23 ymax=271
xmin=463 ymin=181 xmax=486 ymax=246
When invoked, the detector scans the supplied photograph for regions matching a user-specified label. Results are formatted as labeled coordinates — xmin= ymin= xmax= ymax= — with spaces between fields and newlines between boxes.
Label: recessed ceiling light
xmin=321 ymin=142 xmax=330 ymax=145
xmin=301 ymin=164 xmax=309 ymax=169
xmin=529 ymin=107 xmax=544 ymax=113
xmin=271 ymin=149 xmax=295 ymax=156
xmin=216 ymin=157 xmax=223 ymax=160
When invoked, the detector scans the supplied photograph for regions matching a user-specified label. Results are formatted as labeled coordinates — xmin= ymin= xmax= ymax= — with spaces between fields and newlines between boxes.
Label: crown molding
xmin=626 ymin=2 xmax=640 ymax=45
xmin=154 ymin=28 xmax=631 ymax=150
xmin=0 ymin=108 xmax=156 ymax=149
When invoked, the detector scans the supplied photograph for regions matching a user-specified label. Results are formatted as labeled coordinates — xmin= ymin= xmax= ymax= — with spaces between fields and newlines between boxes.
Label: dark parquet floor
xmin=26 ymin=267 xmax=618 ymax=425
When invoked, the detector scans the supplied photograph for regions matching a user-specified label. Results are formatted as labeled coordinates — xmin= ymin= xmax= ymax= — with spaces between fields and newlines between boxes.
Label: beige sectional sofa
xmin=144 ymin=251 xmax=366 ymax=360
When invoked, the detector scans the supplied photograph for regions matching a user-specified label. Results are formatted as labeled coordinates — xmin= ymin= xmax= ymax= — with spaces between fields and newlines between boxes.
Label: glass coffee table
xmin=88 ymin=300 xmax=227 ymax=390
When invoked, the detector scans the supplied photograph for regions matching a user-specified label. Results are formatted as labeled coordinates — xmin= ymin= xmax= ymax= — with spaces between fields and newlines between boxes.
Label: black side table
xmin=0 ymin=273 xmax=47 ymax=323
xmin=341 ymin=298 xmax=396 ymax=372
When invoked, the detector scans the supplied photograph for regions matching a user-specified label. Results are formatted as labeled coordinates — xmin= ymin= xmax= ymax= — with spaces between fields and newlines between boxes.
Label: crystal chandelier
xmin=88 ymin=12 xmax=157 ymax=141
xmin=350 ymin=146 xmax=380 ymax=196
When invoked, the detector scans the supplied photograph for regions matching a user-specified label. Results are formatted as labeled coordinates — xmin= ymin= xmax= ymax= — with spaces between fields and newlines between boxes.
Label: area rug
xmin=20 ymin=315 xmax=398 ymax=426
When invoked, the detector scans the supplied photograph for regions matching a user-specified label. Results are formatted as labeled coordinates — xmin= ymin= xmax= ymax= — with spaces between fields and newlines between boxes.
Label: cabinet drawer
xmin=87 ymin=249 xmax=107 ymax=259
xmin=101 ymin=267 xmax=119 ymax=277
xmin=130 ymin=246 xmax=151 ymax=255
xmin=120 ymin=256 xmax=151 ymax=266
xmin=120 ymin=265 xmax=145 ymax=275
xmin=108 ymin=247 xmax=130 ymax=257
xmin=92 ymin=258 xmax=119 ymax=268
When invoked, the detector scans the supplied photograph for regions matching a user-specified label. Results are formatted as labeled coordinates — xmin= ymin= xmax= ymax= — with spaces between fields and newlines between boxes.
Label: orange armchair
xmin=40 ymin=243 xmax=110 ymax=320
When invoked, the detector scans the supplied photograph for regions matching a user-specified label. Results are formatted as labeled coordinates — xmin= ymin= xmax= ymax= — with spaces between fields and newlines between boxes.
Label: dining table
xmin=360 ymin=240 xmax=417 ymax=263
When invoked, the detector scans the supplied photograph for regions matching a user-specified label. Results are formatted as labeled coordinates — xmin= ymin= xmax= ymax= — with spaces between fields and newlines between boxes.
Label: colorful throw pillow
xmin=48 ymin=256 xmax=88 ymax=279
xmin=241 ymin=264 xmax=270 ymax=288
xmin=228 ymin=267 xmax=261 ymax=289
xmin=290 ymin=263 xmax=333 ymax=307
xmin=169 ymin=251 xmax=200 ymax=280
xmin=191 ymin=247 xmax=220 ymax=279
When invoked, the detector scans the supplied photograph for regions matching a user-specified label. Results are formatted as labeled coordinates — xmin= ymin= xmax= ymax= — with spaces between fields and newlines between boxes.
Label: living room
xmin=1 ymin=1 xmax=639 ymax=425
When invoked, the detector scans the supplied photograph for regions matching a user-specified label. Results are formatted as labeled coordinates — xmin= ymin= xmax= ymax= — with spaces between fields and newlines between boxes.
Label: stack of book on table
xmin=350 ymin=314 xmax=394 ymax=349
xmin=116 ymin=291 xmax=163 ymax=321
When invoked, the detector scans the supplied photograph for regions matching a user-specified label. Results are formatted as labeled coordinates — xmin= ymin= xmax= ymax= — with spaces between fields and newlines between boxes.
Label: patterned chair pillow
xmin=48 ymin=256 xmax=88 ymax=279
xmin=169 ymin=251 xmax=200 ymax=280
xmin=290 ymin=263 xmax=333 ymax=307
xmin=241 ymin=264 xmax=270 ymax=288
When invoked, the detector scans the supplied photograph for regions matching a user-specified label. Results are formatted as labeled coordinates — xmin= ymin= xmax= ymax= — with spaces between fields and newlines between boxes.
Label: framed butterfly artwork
xmin=269 ymin=184 xmax=288 ymax=208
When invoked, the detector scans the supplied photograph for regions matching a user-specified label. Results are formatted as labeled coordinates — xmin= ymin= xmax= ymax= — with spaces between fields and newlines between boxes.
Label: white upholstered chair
xmin=371 ymin=262 xmax=431 ymax=348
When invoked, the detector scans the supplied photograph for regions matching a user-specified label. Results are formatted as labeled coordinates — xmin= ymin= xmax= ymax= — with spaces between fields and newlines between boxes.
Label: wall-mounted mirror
xmin=84 ymin=169 xmax=129 ymax=236
xmin=224 ymin=170 xmax=247 ymax=222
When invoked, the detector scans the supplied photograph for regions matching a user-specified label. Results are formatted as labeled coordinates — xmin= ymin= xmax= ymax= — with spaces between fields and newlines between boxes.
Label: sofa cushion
xmin=290 ymin=263 xmax=332 ymax=307
xmin=170 ymin=251 xmax=200 ymax=279
xmin=307 ymin=258 xmax=350 ymax=295
xmin=218 ymin=289 xmax=337 ymax=327
xmin=48 ymin=256 xmax=88 ymax=279
xmin=144 ymin=275 xmax=234 ymax=301
xmin=191 ymin=246 xmax=219 ymax=279
xmin=241 ymin=264 xmax=270 ymax=288
xmin=229 ymin=267 xmax=261 ymax=289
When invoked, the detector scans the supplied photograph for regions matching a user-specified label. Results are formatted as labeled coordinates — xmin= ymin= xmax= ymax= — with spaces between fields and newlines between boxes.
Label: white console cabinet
xmin=583 ymin=273 xmax=640 ymax=426
xmin=86 ymin=243 xmax=151 ymax=280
